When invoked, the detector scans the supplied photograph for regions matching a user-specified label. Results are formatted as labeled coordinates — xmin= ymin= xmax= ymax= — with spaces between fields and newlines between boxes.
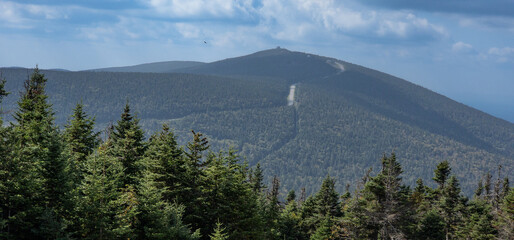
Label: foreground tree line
xmin=0 ymin=69 xmax=512 ymax=240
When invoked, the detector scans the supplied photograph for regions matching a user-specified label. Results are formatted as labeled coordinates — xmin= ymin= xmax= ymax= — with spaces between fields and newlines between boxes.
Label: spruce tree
xmin=139 ymin=127 xmax=200 ymax=239
xmin=209 ymin=221 xmax=228 ymax=240
xmin=202 ymin=150 xmax=264 ymax=239
xmin=75 ymin=142 xmax=125 ymax=239
xmin=0 ymin=76 xmax=11 ymax=238
xmin=144 ymin=124 xmax=186 ymax=202
xmin=182 ymin=130 xmax=210 ymax=232
xmin=433 ymin=160 xmax=451 ymax=190
xmin=439 ymin=175 xmax=464 ymax=240
xmin=315 ymin=175 xmax=341 ymax=218
xmin=497 ymin=187 xmax=514 ymax=239
xmin=110 ymin=103 xmax=146 ymax=187
xmin=359 ymin=153 xmax=414 ymax=239
xmin=64 ymin=102 xmax=99 ymax=185
xmin=4 ymin=67 xmax=68 ymax=239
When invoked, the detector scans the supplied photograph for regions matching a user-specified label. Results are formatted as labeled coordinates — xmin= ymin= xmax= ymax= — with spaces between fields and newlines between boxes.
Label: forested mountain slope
xmin=0 ymin=48 xmax=512 ymax=195
xmin=88 ymin=60 xmax=205 ymax=73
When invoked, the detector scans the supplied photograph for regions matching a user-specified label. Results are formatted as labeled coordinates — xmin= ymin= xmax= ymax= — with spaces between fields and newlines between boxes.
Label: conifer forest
xmin=1 ymin=69 xmax=513 ymax=240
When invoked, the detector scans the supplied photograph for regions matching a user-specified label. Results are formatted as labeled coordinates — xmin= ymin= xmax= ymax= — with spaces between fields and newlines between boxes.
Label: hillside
xmin=88 ymin=60 xmax=205 ymax=73
xmin=0 ymin=48 xmax=512 ymax=195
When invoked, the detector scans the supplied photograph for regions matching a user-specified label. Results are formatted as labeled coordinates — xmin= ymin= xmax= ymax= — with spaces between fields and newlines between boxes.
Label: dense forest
xmin=1 ymin=69 xmax=513 ymax=239
xmin=1 ymin=48 xmax=513 ymax=196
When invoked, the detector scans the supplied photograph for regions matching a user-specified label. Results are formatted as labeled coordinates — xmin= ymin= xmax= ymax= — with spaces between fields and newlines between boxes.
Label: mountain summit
xmin=1 ymin=49 xmax=512 ymax=194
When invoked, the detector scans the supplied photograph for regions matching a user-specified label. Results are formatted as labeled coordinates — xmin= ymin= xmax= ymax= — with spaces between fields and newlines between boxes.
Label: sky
xmin=0 ymin=0 xmax=513 ymax=122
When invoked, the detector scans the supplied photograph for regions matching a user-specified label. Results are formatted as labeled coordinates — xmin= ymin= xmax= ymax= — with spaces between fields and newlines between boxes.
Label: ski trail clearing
xmin=287 ymin=84 xmax=296 ymax=106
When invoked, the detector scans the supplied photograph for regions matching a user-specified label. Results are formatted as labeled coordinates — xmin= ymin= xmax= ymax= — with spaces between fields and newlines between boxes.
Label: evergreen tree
xmin=202 ymin=150 xmax=264 ymax=239
xmin=459 ymin=199 xmax=496 ymax=240
xmin=64 ymin=102 xmax=99 ymax=185
xmin=0 ymin=76 xmax=11 ymax=238
xmin=416 ymin=210 xmax=445 ymax=240
xmin=182 ymin=130 xmax=210 ymax=233
xmin=439 ymin=175 xmax=464 ymax=240
xmin=263 ymin=175 xmax=281 ymax=239
xmin=496 ymin=187 xmax=514 ymax=239
xmin=144 ymin=124 xmax=186 ymax=202
xmin=3 ymin=67 xmax=68 ymax=239
xmin=277 ymin=199 xmax=303 ymax=240
xmin=136 ymin=166 xmax=200 ymax=240
xmin=110 ymin=103 xmax=146 ymax=187
xmin=351 ymin=153 xmax=414 ymax=239
xmin=75 ymin=142 xmax=125 ymax=239
xmin=286 ymin=190 xmax=296 ymax=204
xmin=310 ymin=216 xmax=332 ymax=240
xmin=433 ymin=160 xmax=451 ymax=190
xmin=251 ymin=163 xmax=265 ymax=194
xmin=315 ymin=175 xmax=341 ymax=218
xmin=209 ymin=221 xmax=228 ymax=240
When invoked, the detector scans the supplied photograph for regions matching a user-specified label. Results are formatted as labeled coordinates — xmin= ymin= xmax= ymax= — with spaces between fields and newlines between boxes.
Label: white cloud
xmin=452 ymin=41 xmax=473 ymax=53
xmin=255 ymin=0 xmax=446 ymax=42
xmin=175 ymin=23 xmax=201 ymax=38
xmin=488 ymin=47 xmax=514 ymax=62
xmin=488 ymin=47 xmax=514 ymax=56
xmin=144 ymin=0 xmax=252 ymax=18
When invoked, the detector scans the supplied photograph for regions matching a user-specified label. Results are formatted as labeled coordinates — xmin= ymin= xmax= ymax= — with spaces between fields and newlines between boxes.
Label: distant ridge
xmin=0 ymin=48 xmax=512 ymax=195
xmin=87 ymin=61 xmax=205 ymax=73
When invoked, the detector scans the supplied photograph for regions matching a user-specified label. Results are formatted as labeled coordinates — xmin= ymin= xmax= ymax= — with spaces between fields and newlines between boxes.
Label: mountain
xmin=1 ymin=48 xmax=512 ymax=195
xmin=88 ymin=60 xmax=205 ymax=73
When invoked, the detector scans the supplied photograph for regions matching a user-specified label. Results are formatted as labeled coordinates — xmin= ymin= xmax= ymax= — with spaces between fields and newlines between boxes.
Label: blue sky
xmin=0 ymin=0 xmax=513 ymax=122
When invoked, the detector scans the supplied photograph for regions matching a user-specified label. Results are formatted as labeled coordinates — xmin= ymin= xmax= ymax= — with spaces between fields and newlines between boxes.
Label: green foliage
xmin=0 ymin=64 xmax=513 ymax=196
xmin=433 ymin=160 xmax=451 ymax=189
xmin=1 ymin=67 xmax=69 ymax=239
xmin=416 ymin=210 xmax=445 ymax=240
xmin=64 ymin=102 xmax=100 ymax=186
xmin=110 ymin=103 xmax=146 ymax=187
xmin=202 ymin=150 xmax=265 ymax=239
xmin=0 ymin=63 xmax=513 ymax=239
xmin=209 ymin=221 xmax=228 ymax=240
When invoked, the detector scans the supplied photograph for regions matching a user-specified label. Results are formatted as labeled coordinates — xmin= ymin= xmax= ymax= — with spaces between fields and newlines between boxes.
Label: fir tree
xmin=75 ymin=142 xmax=125 ymax=239
xmin=439 ymin=175 xmax=464 ymax=240
xmin=110 ymin=103 xmax=146 ymax=187
xmin=497 ymin=187 xmax=514 ymax=239
xmin=315 ymin=175 xmax=341 ymax=218
xmin=64 ymin=102 xmax=99 ymax=185
xmin=209 ymin=221 xmax=228 ymax=240
xmin=433 ymin=160 xmax=451 ymax=190
xmin=5 ymin=67 xmax=68 ymax=239
xmin=144 ymin=124 xmax=186 ymax=202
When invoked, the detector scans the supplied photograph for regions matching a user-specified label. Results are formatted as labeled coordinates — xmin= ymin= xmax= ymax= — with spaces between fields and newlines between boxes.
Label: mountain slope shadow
xmin=314 ymin=70 xmax=497 ymax=154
